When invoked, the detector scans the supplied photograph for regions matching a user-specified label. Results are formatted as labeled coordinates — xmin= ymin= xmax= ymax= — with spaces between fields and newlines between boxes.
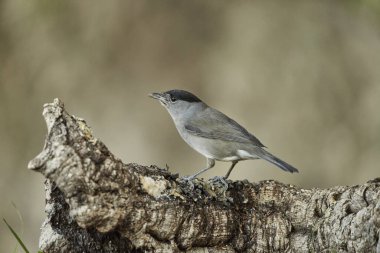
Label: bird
xmin=149 ymin=89 xmax=298 ymax=180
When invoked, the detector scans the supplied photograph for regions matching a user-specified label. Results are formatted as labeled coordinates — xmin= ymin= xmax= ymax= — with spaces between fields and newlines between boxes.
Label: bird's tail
xmin=253 ymin=148 xmax=299 ymax=173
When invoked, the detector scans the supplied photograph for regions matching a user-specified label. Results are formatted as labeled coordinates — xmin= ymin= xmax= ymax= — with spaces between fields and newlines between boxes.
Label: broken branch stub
xmin=29 ymin=99 xmax=380 ymax=253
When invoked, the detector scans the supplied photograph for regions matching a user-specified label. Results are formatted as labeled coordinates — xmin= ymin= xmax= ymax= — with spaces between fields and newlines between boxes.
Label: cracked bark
xmin=28 ymin=99 xmax=380 ymax=253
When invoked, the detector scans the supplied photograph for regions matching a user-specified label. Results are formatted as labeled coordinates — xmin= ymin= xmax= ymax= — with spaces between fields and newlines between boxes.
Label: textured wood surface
xmin=28 ymin=99 xmax=380 ymax=253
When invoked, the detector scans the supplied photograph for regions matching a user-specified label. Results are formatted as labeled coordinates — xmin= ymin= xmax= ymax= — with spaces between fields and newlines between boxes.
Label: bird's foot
xmin=178 ymin=175 xmax=198 ymax=191
xmin=182 ymin=175 xmax=196 ymax=181
xmin=209 ymin=176 xmax=229 ymax=192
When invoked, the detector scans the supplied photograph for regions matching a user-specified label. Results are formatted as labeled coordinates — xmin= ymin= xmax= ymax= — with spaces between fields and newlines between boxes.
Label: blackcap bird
xmin=149 ymin=89 xmax=298 ymax=180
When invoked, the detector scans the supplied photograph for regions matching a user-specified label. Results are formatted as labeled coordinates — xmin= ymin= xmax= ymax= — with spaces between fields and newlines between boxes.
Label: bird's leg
xmin=224 ymin=161 xmax=238 ymax=179
xmin=183 ymin=158 xmax=215 ymax=180
xmin=209 ymin=161 xmax=237 ymax=191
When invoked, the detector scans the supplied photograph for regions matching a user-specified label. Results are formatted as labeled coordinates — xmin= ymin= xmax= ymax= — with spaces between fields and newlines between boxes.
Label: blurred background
xmin=1 ymin=0 xmax=380 ymax=251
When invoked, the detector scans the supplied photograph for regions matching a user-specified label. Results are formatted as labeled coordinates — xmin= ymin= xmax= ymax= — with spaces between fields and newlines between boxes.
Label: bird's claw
xmin=209 ymin=176 xmax=229 ymax=192
xmin=178 ymin=175 xmax=197 ymax=191
xmin=182 ymin=175 xmax=196 ymax=181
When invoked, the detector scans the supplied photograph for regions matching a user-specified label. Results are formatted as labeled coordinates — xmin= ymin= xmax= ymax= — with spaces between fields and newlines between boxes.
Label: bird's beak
xmin=149 ymin=92 xmax=167 ymax=105
xmin=149 ymin=92 xmax=164 ymax=100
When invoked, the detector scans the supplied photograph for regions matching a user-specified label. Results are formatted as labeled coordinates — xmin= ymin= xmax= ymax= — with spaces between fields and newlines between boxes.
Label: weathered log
xmin=28 ymin=99 xmax=380 ymax=253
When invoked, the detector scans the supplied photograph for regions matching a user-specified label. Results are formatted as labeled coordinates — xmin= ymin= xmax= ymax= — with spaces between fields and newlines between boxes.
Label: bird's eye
xmin=170 ymin=96 xmax=177 ymax=102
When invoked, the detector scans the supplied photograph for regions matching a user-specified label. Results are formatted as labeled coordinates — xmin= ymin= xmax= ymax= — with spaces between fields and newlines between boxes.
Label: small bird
xmin=149 ymin=89 xmax=298 ymax=180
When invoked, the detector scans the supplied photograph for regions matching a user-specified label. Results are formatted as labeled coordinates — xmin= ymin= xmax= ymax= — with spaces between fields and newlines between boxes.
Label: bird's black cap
xmin=164 ymin=89 xmax=202 ymax=103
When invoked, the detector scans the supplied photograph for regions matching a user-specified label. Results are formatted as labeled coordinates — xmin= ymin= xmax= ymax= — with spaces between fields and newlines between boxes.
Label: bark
xmin=28 ymin=99 xmax=380 ymax=253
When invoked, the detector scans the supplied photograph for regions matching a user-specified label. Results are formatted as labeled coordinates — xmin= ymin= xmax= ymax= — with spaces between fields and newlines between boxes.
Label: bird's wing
xmin=184 ymin=107 xmax=265 ymax=147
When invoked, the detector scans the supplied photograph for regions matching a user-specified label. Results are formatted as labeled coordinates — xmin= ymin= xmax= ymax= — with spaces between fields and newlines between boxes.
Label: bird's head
xmin=149 ymin=89 xmax=203 ymax=117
